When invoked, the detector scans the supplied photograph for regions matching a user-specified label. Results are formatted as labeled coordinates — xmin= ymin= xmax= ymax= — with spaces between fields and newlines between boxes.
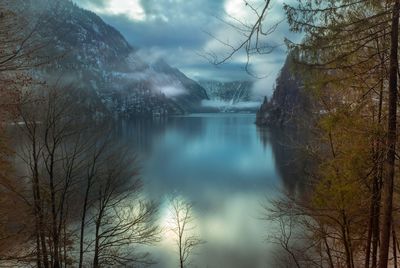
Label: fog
xmin=201 ymin=99 xmax=261 ymax=111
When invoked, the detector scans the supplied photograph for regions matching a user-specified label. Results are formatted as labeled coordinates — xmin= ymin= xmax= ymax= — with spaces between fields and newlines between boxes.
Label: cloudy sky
xmin=73 ymin=0 xmax=300 ymax=98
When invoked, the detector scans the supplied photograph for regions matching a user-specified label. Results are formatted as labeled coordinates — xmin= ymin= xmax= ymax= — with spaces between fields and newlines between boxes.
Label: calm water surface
xmin=115 ymin=113 xmax=299 ymax=268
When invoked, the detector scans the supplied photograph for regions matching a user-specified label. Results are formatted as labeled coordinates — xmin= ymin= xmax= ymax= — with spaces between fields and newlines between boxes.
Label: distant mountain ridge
xmin=198 ymin=80 xmax=259 ymax=112
xmin=199 ymin=80 xmax=253 ymax=102
xmin=13 ymin=0 xmax=209 ymax=117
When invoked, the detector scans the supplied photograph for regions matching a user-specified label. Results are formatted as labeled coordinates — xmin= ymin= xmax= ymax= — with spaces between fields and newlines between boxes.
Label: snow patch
xmin=201 ymin=100 xmax=260 ymax=109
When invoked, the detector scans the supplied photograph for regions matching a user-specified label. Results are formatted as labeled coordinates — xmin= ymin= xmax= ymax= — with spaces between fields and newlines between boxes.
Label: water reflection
xmin=114 ymin=114 xmax=299 ymax=267
xmin=257 ymin=127 xmax=311 ymax=195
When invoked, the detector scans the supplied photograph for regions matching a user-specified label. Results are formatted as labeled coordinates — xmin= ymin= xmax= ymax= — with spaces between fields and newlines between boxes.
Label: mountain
xmin=151 ymin=60 xmax=208 ymax=112
xmin=256 ymin=52 xmax=314 ymax=127
xmin=198 ymin=80 xmax=259 ymax=112
xmin=14 ymin=0 xmax=209 ymax=117
xmin=199 ymin=80 xmax=253 ymax=102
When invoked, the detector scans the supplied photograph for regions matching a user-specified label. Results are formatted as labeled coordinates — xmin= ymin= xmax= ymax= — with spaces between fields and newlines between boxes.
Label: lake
xmin=114 ymin=113 xmax=302 ymax=268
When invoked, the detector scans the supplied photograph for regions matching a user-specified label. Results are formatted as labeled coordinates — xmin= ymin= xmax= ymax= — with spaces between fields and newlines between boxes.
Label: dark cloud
xmin=138 ymin=0 xmax=224 ymax=22
xmin=99 ymin=14 xmax=210 ymax=49
xmin=75 ymin=0 xmax=107 ymax=8
xmin=72 ymin=0 xmax=301 ymax=97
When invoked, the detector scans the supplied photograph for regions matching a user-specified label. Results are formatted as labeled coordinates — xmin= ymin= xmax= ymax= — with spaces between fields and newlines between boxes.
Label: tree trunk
xmin=93 ymin=207 xmax=104 ymax=268
xmin=48 ymin=154 xmax=60 ymax=268
xmin=366 ymin=84 xmax=384 ymax=268
xmin=366 ymin=200 xmax=374 ymax=268
xmin=372 ymin=177 xmax=382 ymax=268
xmin=394 ymin=226 xmax=398 ymax=268
xmin=341 ymin=210 xmax=354 ymax=268
xmin=379 ymin=1 xmax=399 ymax=267
xmin=32 ymin=137 xmax=49 ymax=268
xmin=179 ymin=233 xmax=184 ymax=268
xmin=78 ymin=179 xmax=92 ymax=268
xmin=93 ymin=221 xmax=100 ymax=268
xmin=372 ymin=63 xmax=385 ymax=268
xmin=324 ymin=235 xmax=334 ymax=268
xmin=35 ymin=231 xmax=42 ymax=268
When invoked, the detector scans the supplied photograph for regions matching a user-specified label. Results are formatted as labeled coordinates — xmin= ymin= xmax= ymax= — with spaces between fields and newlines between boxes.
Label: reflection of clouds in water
xmin=196 ymin=192 xmax=279 ymax=268
xmin=120 ymin=115 xmax=289 ymax=267
xmin=158 ymin=196 xmax=201 ymax=243
xmin=159 ymin=204 xmax=176 ymax=245
xmin=149 ymin=201 xmax=178 ymax=267
xmin=149 ymin=192 xmax=280 ymax=268
xmin=152 ymin=196 xmax=205 ymax=268
xmin=149 ymin=123 xmax=278 ymax=183
xmin=201 ymin=193 xmax=262 ymax=243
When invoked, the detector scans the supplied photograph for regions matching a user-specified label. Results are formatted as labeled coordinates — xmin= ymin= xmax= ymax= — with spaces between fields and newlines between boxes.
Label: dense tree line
xmin=255 ymin=0 xmax=400 ymax=267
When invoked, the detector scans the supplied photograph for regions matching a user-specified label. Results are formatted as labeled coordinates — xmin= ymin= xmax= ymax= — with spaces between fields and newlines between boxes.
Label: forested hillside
xmin=253 ymin=1 xmax=400 ymax=267
xmin=13 ymin=0 xmax=209 ymax=117
xmin=256 ymin=52 xmax=314 ymax=127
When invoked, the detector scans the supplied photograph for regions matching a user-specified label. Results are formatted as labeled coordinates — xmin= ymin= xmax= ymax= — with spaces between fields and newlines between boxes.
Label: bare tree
xmin=203 ymin=0 xmax=279 ymax=76
xmin=168 ymin=196 xmax=204 ymax=268
xmin=82 ymin=150 xmax=160 ymax=268
xmin=0 ymin=3 xmax=58 ymax=240
xmin=13 ymin=83 xmax=161 ymax=267
xmin=78 ymin=140 xmax=107 ymax=268
xmin=269 ymin=213 xmax=302 ymax=268
xmin=0 ymin=1 xmax=162 ymax=267
xmin=15 ymin=83 xmax=90 ymax=267
xmin=379 ymin=1 xmax=399 ymax=267
xmin=264 ymin=196 xmax=311 ymax=268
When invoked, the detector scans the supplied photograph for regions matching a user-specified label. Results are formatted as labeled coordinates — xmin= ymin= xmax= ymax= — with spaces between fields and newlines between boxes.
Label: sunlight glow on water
xmin=116 ymin=114 xmax=288 ymax=268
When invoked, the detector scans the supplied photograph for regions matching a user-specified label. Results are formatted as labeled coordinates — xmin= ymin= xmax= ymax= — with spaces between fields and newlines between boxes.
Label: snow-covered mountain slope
xmin=199 ymin=80 xmax=253 ymax=103
xmin=11 ymin=0 xmax=209 ymax=117
xmin=198 ymin=80 xmax=259 ymax=112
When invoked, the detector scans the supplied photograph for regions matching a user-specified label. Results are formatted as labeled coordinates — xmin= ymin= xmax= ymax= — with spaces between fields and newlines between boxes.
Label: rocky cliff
xmin=256 ymin=53 xmax=314 ymax=127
